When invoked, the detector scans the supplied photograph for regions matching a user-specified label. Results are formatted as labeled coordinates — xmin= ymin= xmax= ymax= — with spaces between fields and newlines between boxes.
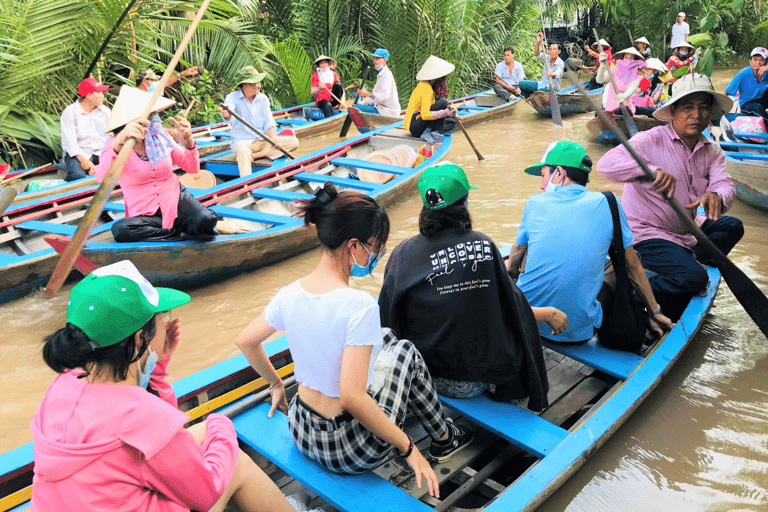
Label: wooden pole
xmin=221 ymin=105 xmax=296 ymax=160
xmin=0 ymin=163 xmax=53 ymax=186
xmin=456 ymin=116 xmax=484 ymax=161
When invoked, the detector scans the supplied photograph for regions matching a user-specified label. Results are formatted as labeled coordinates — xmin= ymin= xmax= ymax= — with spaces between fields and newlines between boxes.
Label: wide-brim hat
xmin=524 ymin=140 xmax=592 ymax=176
xmin=634 ymin=37 xmax=651 ymax=47
xmin=645 ymin=58 xmax=669 ymax=73
xmin=313 ymin=55 xmax=337 ymax=68
xmin=653 ymin=73 xmax=733 ymax=122
xmin=105 ymin=85 xmax=176 ymax=133
xmin=416 ymin=55 xmax=455 ymax=81
xmin=591 ymin=39 xmax=611 ymax=49
xmin=613 ymin=47 xmax=646 ymax=61
xmin=671 ymin=41 xmax=694 ymax=50
xmin=236 ymin=65 xmax=267 ymax=86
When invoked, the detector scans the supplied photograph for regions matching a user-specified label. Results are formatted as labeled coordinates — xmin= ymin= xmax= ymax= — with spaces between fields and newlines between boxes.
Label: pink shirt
xmin=596 ymin=124 xmax=735 ymax=249
xmin=97 ymin=138 xmax=200 ymax=229
xmin=30 ymin=359 xmax=238 ymax=512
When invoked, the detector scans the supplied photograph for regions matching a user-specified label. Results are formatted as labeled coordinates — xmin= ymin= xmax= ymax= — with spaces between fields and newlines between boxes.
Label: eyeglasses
xmin=158 ymin=310 xmax=172 ymax=323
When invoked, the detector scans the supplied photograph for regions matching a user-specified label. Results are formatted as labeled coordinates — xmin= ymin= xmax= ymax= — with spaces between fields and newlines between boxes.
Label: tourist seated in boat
xmin=581 ymin=38 xmax=612 ymax=90
xmin=311 ymin=55 xmax=347 ymax=118
xmin=508 ymin=141 xmax=673 ymax=344
xmin=642 ymin=58 xmax=674 ymax=105
xmin=634 ymin=37 xmax=652 ymax=60
xmin=60 ymin=78 xmax=111 ymax=182
xmin=725 ymin=47 xmax=768 ymax=119
xmin=666 ymin=42 xmax=697 ymax=75
xmin=235 ymin=184 xmax=473 ymax=495
xmin=597 ymin=74 xmax=744 ymax=321
xmin=403 ymin=55 xmax=457 ymax=144
xmin=97 ymin=86 xmax=219 ymax=243
xmin=598 ymin=47 xmax=646 ymax=115
xmin=355 ymin=48 xmax=401 ymax=117
xmin=30 ymin=260 xmax=294 ymax=512
xmin=628 ymin=78 xmax=657 ymax=117
xmin=377 ymin=163 xmax=556 ymax=410
xmin=519 ymin=33 xmax=564 ymax=99
xmin=493 ymin=46 xmax=525 ymax=101
xmin=219 ymin=66 xmax=300 ymax=177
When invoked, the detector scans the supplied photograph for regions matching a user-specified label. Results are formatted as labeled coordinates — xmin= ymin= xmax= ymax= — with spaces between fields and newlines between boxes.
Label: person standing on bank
xmin=311 ymin=56 xmax=347 ymax=118
xmin=403 ymin=55 xmax=457 ymax=144
xmin=60 ymin=78 xmax=111 ymax=182
xmin=518 ymin=33 xmax=564 ymax=99
xmin=235 ymin=184 xmax=473 ymax=496
xmin=670 ymin=12 xmax=690 ymax=50
xmin=219 ymin=66 xmax=300 ymax=177
xmin=493 ymin=47 xmax=525 ymax=101
xmin=355 ymin=48 xmax=401 ymax=117
xmin=598 ymin=74 xmax=744 ymax=321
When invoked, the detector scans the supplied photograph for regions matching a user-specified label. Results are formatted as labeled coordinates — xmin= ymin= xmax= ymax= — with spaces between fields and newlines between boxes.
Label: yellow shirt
xmin=403 ymin=81 xmax=436 ymax=131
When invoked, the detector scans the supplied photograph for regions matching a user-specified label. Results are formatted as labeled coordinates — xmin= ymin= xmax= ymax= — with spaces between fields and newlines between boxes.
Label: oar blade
xmin=718 ymin=257 xmax=768 ymax=339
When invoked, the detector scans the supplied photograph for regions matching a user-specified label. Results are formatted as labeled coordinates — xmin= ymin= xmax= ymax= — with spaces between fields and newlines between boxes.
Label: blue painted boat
xmin=586 ymin=110 xmax=665 ymax=145
xmin=526 ymin=82 xmax=603 ymax=117
xmin=0 ymin=123 xmax=448 ymax=305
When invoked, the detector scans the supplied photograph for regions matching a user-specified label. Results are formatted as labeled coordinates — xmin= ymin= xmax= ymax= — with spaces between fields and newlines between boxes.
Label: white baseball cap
xmin=677 ymin=11 xmax=685 ymax=17
xmin=751 ymin=47 xmax=768 ymax=59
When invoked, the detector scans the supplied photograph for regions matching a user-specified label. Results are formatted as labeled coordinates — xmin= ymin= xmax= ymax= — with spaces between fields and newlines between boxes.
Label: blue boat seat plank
xmin=104 ymin=202 xmax=126 ymax=212
xmin=330 ymin=157 xmax=405 ymax=175
xmin=16 ymin=220 xmax=77 ymax=236
xmin=233 ymin=402 xmax=432 ymax=512
xmin=251 ymin=189 xmax=314 ymax=202
xmin=724 ymin=151 xmax=768 ymax=161
xmin=276 ymin=117 xmax=310 ymax=126
xmin=541 ymin=338 xmax=644 ymax=380
xmin=439 ymin=395 xmax=567 ymax=458
xmin=209 ymin=205 xmax=302 ymax=227
xmin=293 ymin=172 xmax=384 ymax=192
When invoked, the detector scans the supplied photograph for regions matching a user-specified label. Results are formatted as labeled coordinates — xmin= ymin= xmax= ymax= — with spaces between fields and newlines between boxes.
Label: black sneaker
xmin=428 ymin=420 xmax=474 ymax=463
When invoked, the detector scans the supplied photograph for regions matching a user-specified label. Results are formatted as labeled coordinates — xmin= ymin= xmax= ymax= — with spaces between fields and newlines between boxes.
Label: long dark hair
xmin=432 ymin=77 xmax=449 ymax=100
xmin=419 ymin=195 xmax=472 ymax=238
xmin=295 ymin=182 xmax=389 ymax=249
xmin=43 ymin=316 xmax=156 ymax=382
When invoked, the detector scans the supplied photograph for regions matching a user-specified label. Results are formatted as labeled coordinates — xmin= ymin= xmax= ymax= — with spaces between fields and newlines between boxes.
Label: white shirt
xmin=670 ymin=21 xmax=689 ymax=48
xmin=60 ymin=101 xmax=111 ymax=159
xmin=264 ymin=280 xmax=383 ymax=398
xmin=363 ymin=65 xmax=400 ymax=117
xmin=495 ymin=60 xmax=525 ymax=86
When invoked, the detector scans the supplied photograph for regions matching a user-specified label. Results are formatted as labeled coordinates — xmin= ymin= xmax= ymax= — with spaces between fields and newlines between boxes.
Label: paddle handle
xmin=220 ymin=105 xmax=295 ymax=160
xmin=316 ymin=68 xmax=345 ymax=105
xmin=354 ymin=66 xmax=370 ymax=105
xmin=456 ymin=116 xmax=484 ymax=161
xmin=0 ymin=162 xmax=53 ymax=186
xmin=183 ymin=98 xmax=197 ymax=117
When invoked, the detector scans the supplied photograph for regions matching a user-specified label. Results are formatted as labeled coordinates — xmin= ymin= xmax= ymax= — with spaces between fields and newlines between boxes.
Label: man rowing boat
xmin=355 ymin=48 xmax=400 ymax=117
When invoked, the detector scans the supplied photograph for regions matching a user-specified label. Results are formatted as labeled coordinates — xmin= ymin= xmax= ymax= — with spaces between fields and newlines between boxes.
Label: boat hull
xmin=527 ymin=82 xmax=603 ymax=117
xmin=727 ymin=156 xmax=768 ymax=212
xmin=586 ymin=111 xmax=665 ymax=145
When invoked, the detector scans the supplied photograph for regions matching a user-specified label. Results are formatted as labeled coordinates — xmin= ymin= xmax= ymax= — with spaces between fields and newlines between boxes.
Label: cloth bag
xmin=598 ymin=191 xmax=648 ymax=352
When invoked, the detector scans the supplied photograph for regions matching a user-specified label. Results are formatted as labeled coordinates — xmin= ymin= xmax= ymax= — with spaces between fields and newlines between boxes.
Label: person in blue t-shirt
xmin=507 ymin=141 xmax=673 ymax=344
xmin=725 ymin=47 xmax=768 ymax=119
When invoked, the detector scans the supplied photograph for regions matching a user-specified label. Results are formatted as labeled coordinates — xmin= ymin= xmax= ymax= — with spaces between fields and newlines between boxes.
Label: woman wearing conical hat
xmin=311 ymin=55 xmax=346 ymax=118
xmin=95 ymin=86 xmax=218 ymax=243
xmin=598 ymin=47 xmax=646 ymax=113
xmin=666 ymin=41 xmax=697 ymax=75
xmin=403 ymin=55 xmax=457 ymax=144
xmin=633 ymin=37 xmax=652 ymax=60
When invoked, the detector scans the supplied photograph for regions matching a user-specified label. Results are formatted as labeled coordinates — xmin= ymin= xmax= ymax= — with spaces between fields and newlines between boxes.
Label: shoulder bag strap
xmin=602 ymin=191 xmax=628 ymax=271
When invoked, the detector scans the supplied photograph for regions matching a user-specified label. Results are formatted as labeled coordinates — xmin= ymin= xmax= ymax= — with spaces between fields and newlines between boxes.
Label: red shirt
xmin=311 ymin=70 xmax=340 ymax=104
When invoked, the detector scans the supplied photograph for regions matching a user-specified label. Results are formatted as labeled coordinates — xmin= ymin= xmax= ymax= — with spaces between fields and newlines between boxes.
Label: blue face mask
xmin=375 ymin=64 xmax=384 ymax=71
xmin=137 ymin=349 xmax=158 ymax=389
xmin=545 ymin=170 xmax=561 ymax=193
xmin=350 ymin=243 xmax=385 ymax=277
xmin=679 ymin=51 xmax=688 ymax=57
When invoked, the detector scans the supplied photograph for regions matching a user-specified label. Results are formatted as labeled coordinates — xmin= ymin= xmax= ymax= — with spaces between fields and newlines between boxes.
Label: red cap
xmin=78 ymin=78 xmax=109 ymax=97
xmin=639 ymin=77 xmax=651 ymax=93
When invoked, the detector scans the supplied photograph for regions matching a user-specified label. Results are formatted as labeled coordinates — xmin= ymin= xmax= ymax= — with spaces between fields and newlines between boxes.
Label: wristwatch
xmin=651 ymin=305 xmax=662 ymax=316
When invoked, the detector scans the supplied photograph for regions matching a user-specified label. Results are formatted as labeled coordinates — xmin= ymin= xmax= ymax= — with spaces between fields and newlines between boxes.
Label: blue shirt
xmin=536 ymin=53 xmax=564 ymax=92
xmin=725 ymin=66 xmax=768 ymax=105
xmin=495 ymin=61 xmax=525 ymax=86
xmin=222 ymin=89 xmax=276 ymax=146
xmin=516 ymin=186 xmax=634 ymax=342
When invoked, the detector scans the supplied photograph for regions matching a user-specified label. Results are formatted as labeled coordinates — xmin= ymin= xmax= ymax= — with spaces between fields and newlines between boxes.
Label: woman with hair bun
xmin=31 ymin=260 xmax=293 ymax=512
xmin=236 ymin=183 xmax=473 ymax=497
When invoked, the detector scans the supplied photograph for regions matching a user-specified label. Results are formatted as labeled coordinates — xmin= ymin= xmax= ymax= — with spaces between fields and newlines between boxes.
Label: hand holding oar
xmin=455 ymin=116 xmax=484 ymax=161
xmin=220 ymin=105 xmax=295 ymax=160
xmin=536 ymin=3 xmax=563 ymax=127
xmin=565 ymin=67 xmax=768 ymax=340
xmin=44 ymin=0 xmax=213 ymax=299
xmin=594 ymin=29 xmax=639 ymax=137
xmin=340 ymin=66 xmax=370 ymax=137
xmin=315 ymin=68 xmax=346 ymax=110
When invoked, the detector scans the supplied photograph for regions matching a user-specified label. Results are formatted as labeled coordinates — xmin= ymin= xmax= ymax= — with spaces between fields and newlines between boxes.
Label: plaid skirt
xmin=288 ymin=330 xmax=448 ymax=474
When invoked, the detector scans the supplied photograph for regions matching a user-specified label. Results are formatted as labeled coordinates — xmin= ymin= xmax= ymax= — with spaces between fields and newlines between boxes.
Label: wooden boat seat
xmin=233 ymin=402 xmax=433 ymax=512
xmin=293 ymin=172 xmax=384 ymax=192
xmin=330 ymin=157 xmax=405 ymax=176
xmin=541 ymin=338 xmax=645 ymax=380
xmin=209 ymin=205 xmax=303 ymax=227
xmin=474 ymin=93 xmax=506 ymax=108
xmin=439 ymin=395 xmax=568 ymax=458
xmin=250 ymin=188 xmax=314 ymax=202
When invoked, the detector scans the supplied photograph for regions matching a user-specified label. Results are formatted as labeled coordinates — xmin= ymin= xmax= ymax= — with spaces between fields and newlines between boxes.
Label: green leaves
xmin=700 ymin=12 xmax=721 ymax=31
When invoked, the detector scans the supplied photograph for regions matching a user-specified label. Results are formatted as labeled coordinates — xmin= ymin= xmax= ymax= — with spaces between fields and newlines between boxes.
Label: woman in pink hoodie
xmin=30 ymin=260 xmax=293 ymax=512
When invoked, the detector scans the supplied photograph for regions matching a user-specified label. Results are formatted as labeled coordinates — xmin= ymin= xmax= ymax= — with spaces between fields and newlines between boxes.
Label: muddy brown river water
xmin=1 ymin=68 xmax=767 ymax=511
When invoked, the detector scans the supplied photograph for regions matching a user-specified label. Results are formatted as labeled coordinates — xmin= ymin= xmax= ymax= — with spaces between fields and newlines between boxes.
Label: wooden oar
xmin=315 ymin=68 xmax=346 ymax=106
xmin=537 ymin=4 xmax=562 ymax=127
xmin=0 ymin=187 xmax=17 ymax=217
xmin=220 ymin=105 xmax=296 ymax=160
xmin=565 ymin=67 xmax=768 ymax=340
xmin=456 ymin=116 xmax=484 ymax=161
xmin=594 ymin=29 xmax=639 ymax=137
xmin=339 ymin=66 xmax=369 ymax=137
xmin=43 ymin=0 xmax=213 ymax=299
xmin=183 ymin=98 xmax=197 ymax=117
xmin=0 ymin=162 xmax=53 ymax=186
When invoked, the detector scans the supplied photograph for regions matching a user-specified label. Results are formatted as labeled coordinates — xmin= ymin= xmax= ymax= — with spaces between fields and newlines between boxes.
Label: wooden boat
xmin=0 ymin=124 xmax=449 ymax=305
xmin=526 ymin=82 xmax=603 ymax=117
xmin=0 ymin=262 xmax=721 ymax=512
xmin=586 ymin=111 xmax=665 ymax=145
xmin=353 ymin=89 xmax=521 ymax=134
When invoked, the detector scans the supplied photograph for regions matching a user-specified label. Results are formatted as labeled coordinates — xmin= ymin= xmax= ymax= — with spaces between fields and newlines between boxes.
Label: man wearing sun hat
xmin=598 ymin=73 xmax=743 ymax=321
xmin=725 ymin=47 xmax=768 ymax=119
xmin=60 ymin=78 xmax=111 ymax=182
xmin=355 ymin=48 xmax=400 ymax=117
xmin=508 ymin=141 xmax=671 ymax=343
xmin=219 ymin=65 xmax=299 ymax=176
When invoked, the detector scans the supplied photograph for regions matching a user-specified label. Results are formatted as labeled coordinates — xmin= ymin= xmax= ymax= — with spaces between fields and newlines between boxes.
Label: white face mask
xmin=545 ymin=170 xmax=561 ymax=193
xmin=137 ymin=349 xmax=158 ymax=389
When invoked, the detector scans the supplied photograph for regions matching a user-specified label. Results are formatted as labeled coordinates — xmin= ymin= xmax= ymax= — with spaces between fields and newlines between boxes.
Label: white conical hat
xmin=105 ymin=85 xmax=176 ymax=133
xmin=634 ymin=37 xmax=651 ymax=47
xmin=671 ymin=41 xmax=694 ymax=50
xmin=591 ymin=39 xmax=611 ymax=49
xmin=416 ymin=55 xmax=455 ymax=81
xmin=613 ymin=47 xmax=646 ymax=61
xmin=645 ymin=58 xmax=668 ymax=73
xmin=653 ymin=73 xmax=733 ymax=122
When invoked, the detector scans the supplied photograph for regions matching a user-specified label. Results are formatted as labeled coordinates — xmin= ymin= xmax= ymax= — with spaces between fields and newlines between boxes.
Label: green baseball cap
xmin=418 ymin=162 xmax=478 ymax=210
xmin=523 ymin=140 xmax=593 ymax=176
xmin=236 ymin=65 xmax=267 ymax=86
xmin=67 ymin=260 xmax=190 ymax=348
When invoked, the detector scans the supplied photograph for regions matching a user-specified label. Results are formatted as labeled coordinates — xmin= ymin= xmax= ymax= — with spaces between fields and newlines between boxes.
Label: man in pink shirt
xmin=597 ymin=74 xmax=744 ymax=320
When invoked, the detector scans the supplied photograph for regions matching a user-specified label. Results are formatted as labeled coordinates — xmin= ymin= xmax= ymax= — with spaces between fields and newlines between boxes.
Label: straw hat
xmin=671 ymin=41 xmax=694 ymax=50
xmin=653 ymin=73 xmax=733 ymax=122
xmin=591 ymin=39 xmax=611 ymax=50
xmin=645 ymin=58 xmax=669 ymax=73
xmin=634 ymin=37 xmax=651 ymax=47
xmin=179 ymin=169 xmax=217 ymax=189
xmin=236 ymin=65 xmax=267 ymax=86
xmin=416 ymin=55 xmax=455 ymax=81
xmin=612 ymin=47 xmax=646 ymax=61
xmin=105 ymin=86 xmax=176 ymax=133
xmin=313 ymin=55 xmax=337 ymax=68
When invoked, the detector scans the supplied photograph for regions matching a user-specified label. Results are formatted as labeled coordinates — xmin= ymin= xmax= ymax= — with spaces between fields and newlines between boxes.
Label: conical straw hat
xmin=634 ymin=37 xmax=651 ymax=47
xmin=613 ymin=47 xmax=646 ymax=61
xmin=416 ymin=55 xmax=455 ymax=81
xmin=645 ymin=58 xmax=668 ymax=73
xmin=591 ymin=39 xmax=611 ymax=49
xmin=106 ymin=85 xmax=176 ymax=133
xmin=313 ymin=55 xmax=337 ymax=68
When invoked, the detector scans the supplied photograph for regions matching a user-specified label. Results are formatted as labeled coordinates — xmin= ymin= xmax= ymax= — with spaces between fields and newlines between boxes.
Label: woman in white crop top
xmin=236 ymin=183 xmax=473 ymax=498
